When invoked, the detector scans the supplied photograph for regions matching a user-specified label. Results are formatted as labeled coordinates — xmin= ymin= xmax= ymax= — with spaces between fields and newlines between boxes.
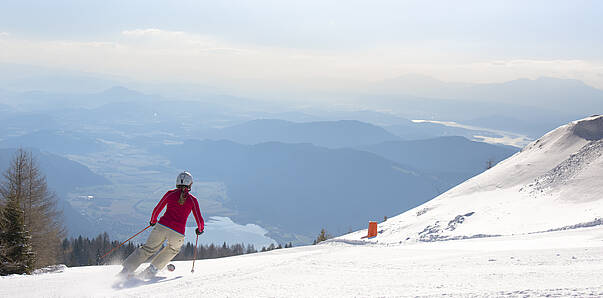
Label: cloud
xmin=489 ymin=60 xmax=509 ymax=66
xmin=1 ymin=28 xmax=603 ymax=95
xmin=0 ymin=32 xmax=9 ymax=37
xmin=121 ymin=28 xmax=172 ymax=36
xmin=119 ymin=28 xmax=249 ymax=55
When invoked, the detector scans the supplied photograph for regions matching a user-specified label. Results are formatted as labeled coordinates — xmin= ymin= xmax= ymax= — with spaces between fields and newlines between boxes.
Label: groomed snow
xmin=2 ymin=227 xmax=603 ymax=297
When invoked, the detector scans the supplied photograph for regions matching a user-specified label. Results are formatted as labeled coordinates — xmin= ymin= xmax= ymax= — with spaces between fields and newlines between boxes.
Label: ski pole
xmin=99 ymin=225 xmax=152 ymax=260
xmin=191 ymin=234 xmax=199 ymax=273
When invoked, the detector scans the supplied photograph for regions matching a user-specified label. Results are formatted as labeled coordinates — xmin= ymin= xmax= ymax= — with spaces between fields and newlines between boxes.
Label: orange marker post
xmin=361 ymin=221 xmax=378 ymax=239
xmin=368 ymin=221 xmax=378 ymax=237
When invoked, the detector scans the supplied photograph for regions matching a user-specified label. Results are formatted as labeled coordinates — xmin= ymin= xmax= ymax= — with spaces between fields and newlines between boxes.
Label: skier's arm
xmin=191 ymin=197 xmax=205 ymax=232
xmin=150 ymin=192 xmax=170 ymax=224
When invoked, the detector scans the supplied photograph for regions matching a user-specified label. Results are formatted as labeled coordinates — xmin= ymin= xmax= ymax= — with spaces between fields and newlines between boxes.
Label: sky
xmin=1 ymin=0 xmax=603 ymax=95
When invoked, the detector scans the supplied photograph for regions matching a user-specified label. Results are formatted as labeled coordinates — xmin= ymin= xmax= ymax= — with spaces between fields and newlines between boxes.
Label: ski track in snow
xmin=2 ymin=227 xmax=603 ymax=297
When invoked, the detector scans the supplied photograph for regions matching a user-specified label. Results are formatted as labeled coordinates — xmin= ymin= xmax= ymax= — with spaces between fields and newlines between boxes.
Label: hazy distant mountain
xmin=360 ymin=137 xmax=519 ymax=188
xmin=0 ymin=130 xmax=107 ymax=155
xmin=0 ymin=63 xmax=125 ymax=93
xmin=200 ymin=119 xmax=401 ymax=148
xmin=372 ymin=74 xmax=603 ymax=110
xmin=156 ymin=140 xmax=441 ymax=241
xmin=0 ymin=113 xmax=61 ymax=136
xmin=251 ymin=111 xmax=322 ymax=123
xmin=0 ymin=148 xmax=110 ymax=195
xmin=0 ymin=87 xmax=250 ymax=136
xmin=370 ymin=74 xmax=473 ymax=99
xmin=0 ymin=86 xmax=170 ymax=116
xmin=465 ymin=77 xmax=603 ymax=107
xmin=351 ymin=93 xmax=571 ymax=137
xmin=252 ymin=110 xmax=415 ymax=127
xmin=99 ymin=86 xmax=147 ymax=98
xmin=368 ymin=75 xmax=601 ymax=136
xmin=460 ymin=78 xmax=602 ymax=133
xmin=304 ymin=110 xmax=415 ymax=127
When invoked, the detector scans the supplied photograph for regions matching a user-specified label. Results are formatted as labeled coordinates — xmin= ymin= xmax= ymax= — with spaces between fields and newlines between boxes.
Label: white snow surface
xmin=340 ymin=115 xmax=603 ymax=244
xmin=3 ymin=116 xmax=603 ymax=297
xmin=2 ymin=227 xmax=603 ymax=297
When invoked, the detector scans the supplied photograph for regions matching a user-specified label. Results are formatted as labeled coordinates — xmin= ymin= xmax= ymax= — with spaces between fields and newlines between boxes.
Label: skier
xmin=119 ymin=171 xmax=204 ymax=278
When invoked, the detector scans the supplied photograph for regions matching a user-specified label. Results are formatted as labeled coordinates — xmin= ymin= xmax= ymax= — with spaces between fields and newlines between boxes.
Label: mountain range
xmin=197 ymin=119 xmax=401 ymax=148
xmin=359 ymin=137 xmax=519 ymax=188
xmin=156 ymin=140 xmax=440 ymax=242
xmin=373 ymin=74 xmax=603 ymax=110
xmin=366 ymin=75 xmax=602 ymax=136
xmin=0 ymin=130 xmax=107 ymax=155
xmin=154 ymin=135 xmax=518 ymax=243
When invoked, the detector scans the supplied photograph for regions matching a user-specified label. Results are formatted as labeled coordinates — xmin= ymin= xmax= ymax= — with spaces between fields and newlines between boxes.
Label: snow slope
xmin=2 ymin=227 xmax=603 ymax=297
xmin=339 ymin=115 xmax=603 ymax=244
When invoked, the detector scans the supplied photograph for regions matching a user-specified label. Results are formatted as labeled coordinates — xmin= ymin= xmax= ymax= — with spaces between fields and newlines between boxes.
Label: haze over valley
xmin=1 ymin=74 xmax=598 ymax=244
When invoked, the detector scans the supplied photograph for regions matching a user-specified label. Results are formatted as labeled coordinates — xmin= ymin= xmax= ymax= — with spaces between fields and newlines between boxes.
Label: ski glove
xmin=195 ymin=228 xmax=204 ymax=235
xmin=149 ymin=221 xmax=156 ymax=227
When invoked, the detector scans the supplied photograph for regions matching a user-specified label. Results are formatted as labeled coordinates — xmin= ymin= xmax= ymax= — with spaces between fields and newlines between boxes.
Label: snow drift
xmin=339 ymin=115 xmax=603 ymax=244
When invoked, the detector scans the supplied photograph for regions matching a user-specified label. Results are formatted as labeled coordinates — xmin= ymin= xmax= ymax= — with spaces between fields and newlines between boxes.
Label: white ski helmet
xmin=176 ymin=171 xmax=193 ymax=188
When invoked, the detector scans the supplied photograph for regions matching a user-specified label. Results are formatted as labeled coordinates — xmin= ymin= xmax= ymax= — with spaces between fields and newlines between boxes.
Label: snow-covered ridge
xmin=573 ymin=114 xmax=603 ymax=141
xmin=337 ymin=115 xmax=603 ymax=244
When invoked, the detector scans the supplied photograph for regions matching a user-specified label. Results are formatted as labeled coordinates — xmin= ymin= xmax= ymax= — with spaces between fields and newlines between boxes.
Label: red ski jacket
xmin=150 ymin=189 xmax=204 ymax=235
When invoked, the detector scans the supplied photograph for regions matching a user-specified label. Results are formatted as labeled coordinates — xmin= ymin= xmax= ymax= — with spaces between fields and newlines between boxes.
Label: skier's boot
xmin=140 ymin=264 xmax=158 ymax=279
xmin=116 ymin=266 xmax=132 ymax=279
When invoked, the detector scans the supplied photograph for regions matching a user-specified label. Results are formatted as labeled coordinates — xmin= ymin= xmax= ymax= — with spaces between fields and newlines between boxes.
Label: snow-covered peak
xmin=338 ymin=115 xmax=603 ymax=244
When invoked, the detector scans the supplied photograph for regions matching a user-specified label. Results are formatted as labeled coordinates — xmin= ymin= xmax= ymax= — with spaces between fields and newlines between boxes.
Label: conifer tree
xmin=0 ymin=196 xmax=35 ymax=275
xmin=313 ymin=228 xmax=331 ymax=245
xmin=246 ymin=244 xmax=256 ymax=254
xmin=0 ymin=149 xmax=64 ymax=268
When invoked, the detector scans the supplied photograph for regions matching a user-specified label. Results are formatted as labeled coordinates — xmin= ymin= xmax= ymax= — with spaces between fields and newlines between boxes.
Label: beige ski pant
xmin=122 ymin=224 xmax=185 ymax=272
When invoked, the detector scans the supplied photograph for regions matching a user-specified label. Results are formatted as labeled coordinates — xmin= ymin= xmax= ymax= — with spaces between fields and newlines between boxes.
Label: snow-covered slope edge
xmin=337 ymin=115 xmax=603 ymax=244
